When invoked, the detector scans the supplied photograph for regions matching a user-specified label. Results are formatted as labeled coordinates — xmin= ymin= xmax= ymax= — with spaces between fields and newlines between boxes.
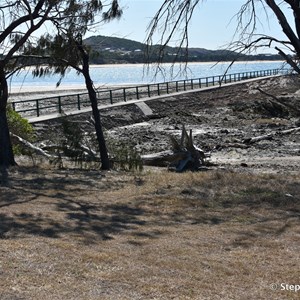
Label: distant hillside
xmin=84 ymin=35 xmax=145 ymax=52
xmin=84 ymin=35 xmax=281 ymax=64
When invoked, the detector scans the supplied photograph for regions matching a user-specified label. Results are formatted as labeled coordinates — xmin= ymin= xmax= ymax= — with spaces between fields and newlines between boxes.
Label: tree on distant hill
xmin=0 ymin=0 xmax=121 ymax=169
xmin=146 ymin=0 xmax=300 ymax=73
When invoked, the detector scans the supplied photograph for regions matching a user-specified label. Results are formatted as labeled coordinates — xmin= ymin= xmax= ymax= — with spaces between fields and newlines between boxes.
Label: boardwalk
xmin=10 ymin=69 xmax=288 ymax=123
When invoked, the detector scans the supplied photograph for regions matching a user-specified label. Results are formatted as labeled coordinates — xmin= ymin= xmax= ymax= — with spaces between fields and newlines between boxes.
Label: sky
xmin=92 ymin=0 xmax=293 ymax=53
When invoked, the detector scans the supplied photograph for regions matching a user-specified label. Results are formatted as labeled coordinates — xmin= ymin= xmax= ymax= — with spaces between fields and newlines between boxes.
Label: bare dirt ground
xmin=33 ymin=75 xmax=300 ymax=173
xmin=99 ymin=75 xmax=300 ymax=174
xmin=1 ymin=75 xmax=300 ymax=299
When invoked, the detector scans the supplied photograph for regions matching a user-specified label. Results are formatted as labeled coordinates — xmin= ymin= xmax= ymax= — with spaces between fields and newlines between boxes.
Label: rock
xmin=220 ymin=129 xmax=229 ymax=134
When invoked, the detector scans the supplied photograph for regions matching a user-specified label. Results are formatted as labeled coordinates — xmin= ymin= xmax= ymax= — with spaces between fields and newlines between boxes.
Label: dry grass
xmin=0 ymin=166 xmax=300 ymax=299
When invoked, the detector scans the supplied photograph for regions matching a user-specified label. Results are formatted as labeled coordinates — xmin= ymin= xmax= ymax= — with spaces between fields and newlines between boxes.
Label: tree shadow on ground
xmin=182 ymin=186 xmax=300 ymax=248
xmin=0 ymin=166 xmax=9 ymax=186
xmin=0 ymin=203 xmax=147 ymax=243
xmin=135 ymin=183 xmax=300 ymax=248
xmin=0 ymin=168 xmax=158 ymax=244
xmin=0 ymin=191 xmax=151 ymax=243
xmin=1 ymin=167 xmax=300 ymax=246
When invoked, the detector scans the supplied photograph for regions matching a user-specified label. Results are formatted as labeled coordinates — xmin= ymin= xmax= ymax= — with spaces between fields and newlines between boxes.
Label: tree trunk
xmin=85 ymin=80 xmax=110 ymax=170
xmin=81 ymin=63 xmax=110 ymax=170
xmin=0 ymin=109 xmax=16 ymax=167
xmin=74 ymin=39 xmax=110 ymax=170
xmin=266 ymin=0 xmax=300 ymax=58
xmin=0 ymin=70 xmax=16 ymax=167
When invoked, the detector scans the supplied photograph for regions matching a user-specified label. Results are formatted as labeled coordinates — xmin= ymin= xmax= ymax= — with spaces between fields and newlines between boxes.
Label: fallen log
xmin=142 ymin=150 xmax=191 ymax=167
xmin=243 ymin=127 xmax=300 ymax=144
xmin=41 ymin=143 xmax=97 ymax=159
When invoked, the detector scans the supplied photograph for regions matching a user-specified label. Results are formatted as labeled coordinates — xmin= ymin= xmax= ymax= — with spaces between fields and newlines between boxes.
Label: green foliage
xmin=108 ymin=140 xmax=143 ymax=172
xmin=23 ymin=1 xmax=123 ymax=85
xmin=50 ymin=117 xmax=143 ymax=171
xmin=84 ymin=35 xmax=146 ymax=52
xmin=45 ymin=116 xmax=143 ymax=171
xmin=50 ymin=117 xmax=99 ymax=169
xmin=7 ymin=106 xmax=34 ymax=139
xmin=6 ymin=106 xmax=35 ymax=156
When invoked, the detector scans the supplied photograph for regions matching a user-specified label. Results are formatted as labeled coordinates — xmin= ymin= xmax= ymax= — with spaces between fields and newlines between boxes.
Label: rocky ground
xmin=32 ymin=75 xmax=300 ymax=173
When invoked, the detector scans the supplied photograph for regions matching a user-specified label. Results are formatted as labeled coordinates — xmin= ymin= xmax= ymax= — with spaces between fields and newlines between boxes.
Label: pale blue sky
xmin=93 ymin=0 xmax=292 ymax=52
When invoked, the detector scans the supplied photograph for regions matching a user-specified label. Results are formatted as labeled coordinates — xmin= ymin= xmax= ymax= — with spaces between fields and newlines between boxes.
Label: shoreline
xmin=8 ymin=84 xmax=127 ymax=99
xmin=8 ymin=85 xmax=88 ymax=100
xmin=9 ymin=81 xmax=139 ymax=96
xmin=9 ymin=60 xmax=286 ymax=96
xmin=9 ymin=84 xmax=87 ymax=94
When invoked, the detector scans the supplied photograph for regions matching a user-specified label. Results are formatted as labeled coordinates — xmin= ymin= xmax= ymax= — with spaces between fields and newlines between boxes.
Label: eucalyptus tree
xmin=0 ymin=0 xmax=121 ymax=168
xmin=146 ymin=0 xmax=300 ymax=73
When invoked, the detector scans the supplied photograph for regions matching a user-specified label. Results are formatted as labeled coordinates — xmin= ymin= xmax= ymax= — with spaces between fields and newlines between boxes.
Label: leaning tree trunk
xmin=85 ymin=77 xmax=110 ymax=170
xmin=81 ymin=61 xmax=110 ymax=170
xmin=0 ymin=71 xmax=16 ymax=167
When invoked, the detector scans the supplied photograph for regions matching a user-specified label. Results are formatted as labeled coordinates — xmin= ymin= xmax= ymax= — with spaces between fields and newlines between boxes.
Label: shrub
xmin=54 ymin=116 xmax=143 ymax=171
xmin=108 ymin=139 xmax=143 ymax=172
xmin=7 ymin=105 xmax=35 ymax=156
xmin=50 ymin=116 xmax=100 ymax=169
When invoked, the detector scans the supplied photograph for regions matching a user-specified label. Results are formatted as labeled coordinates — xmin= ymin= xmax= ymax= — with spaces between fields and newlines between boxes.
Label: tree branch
xmin=275 ymin=46 xmax=300 ymax=73
xmin=11 ymin=133 xmax=55 ymax=158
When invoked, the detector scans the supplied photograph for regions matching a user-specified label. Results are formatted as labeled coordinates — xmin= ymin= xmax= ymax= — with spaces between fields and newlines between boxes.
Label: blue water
xmin=10 ymin=61 xmax=287 ymax=88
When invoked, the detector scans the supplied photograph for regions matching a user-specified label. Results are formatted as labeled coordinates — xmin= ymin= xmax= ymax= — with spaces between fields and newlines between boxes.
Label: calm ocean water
xmin=10 ymin=61 xmax=287 ymax=89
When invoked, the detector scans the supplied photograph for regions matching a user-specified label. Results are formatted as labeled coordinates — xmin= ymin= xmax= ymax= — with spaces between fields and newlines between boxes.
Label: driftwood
xmin=142 ymin=150 xmax=188 ymax=167
xmin=142 ymin=126 xmax=208 ymax=172
xmin=41 ymin=143 xmax=97 ymax=158
xmin=11 ymin=134 xmax=98 ymax=163
xmin=243 ymin=127 xmax=300 ymax=144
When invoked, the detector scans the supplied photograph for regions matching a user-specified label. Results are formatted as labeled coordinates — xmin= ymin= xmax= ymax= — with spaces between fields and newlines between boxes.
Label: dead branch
xmin=11 ymin=133 xmax=56 ymax=158
xmin=275 ymin=47 xmax=300 ymax=73
xmin=41 ymin=143 xmax=98 ymax=160
xmin=257 ymin=87 xmax=300 ymax=115
xmin=243 ymin=127 xmax=300 ymax=144
xmin=256 ymin=87 xmax=280 ymax=101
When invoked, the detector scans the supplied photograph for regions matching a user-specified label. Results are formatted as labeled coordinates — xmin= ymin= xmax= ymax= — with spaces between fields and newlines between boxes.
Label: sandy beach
xmin=8 ymin=85 xmax=85 ymax=103
xmin=8 ymin=83 xmax=140 ymax=102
